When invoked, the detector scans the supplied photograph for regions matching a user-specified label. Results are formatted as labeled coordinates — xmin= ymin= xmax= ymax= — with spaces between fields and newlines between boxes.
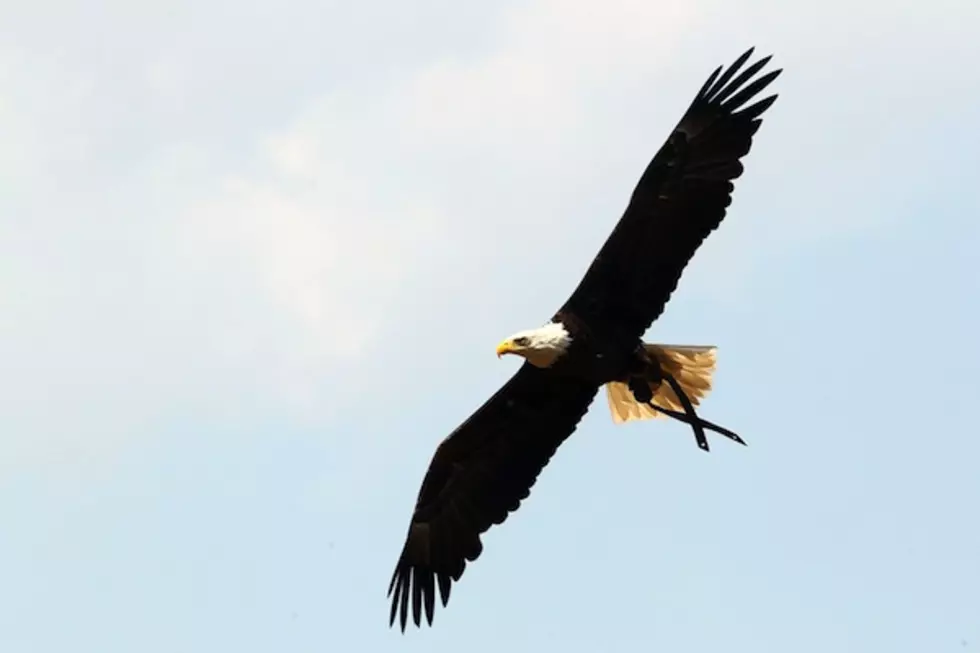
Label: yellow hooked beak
xmin=496 ymin=339 xmax=516 ymax=358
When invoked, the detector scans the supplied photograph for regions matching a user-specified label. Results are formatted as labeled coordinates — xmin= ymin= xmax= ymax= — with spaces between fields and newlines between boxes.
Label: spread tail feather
xmin=606 ymin=344 xmax=717 ymax=424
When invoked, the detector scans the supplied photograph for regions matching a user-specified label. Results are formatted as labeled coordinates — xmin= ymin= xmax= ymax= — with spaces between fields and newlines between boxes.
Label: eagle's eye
xmin=513 ymin=336 xmax=530 ymax=347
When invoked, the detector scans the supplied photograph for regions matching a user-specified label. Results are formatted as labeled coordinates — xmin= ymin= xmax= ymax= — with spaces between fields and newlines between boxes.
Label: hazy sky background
xmin=2 ymin=0 xmax=979 ymax=651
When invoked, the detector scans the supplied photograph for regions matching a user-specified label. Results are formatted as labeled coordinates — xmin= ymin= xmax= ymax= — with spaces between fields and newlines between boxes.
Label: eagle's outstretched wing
xmin=559 ymin=48 xmax=781 ymax=342
xmin=387 ymin=362 xmax=598 ymax=631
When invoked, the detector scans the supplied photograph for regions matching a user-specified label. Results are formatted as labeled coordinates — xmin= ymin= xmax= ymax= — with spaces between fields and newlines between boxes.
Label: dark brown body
xmin=548 ymin=309 xmax=663 ymax=399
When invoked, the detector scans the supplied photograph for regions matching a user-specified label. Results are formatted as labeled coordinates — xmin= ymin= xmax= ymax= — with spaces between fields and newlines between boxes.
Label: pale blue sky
xmin=2 ymin=0 xmax=979 ymax=651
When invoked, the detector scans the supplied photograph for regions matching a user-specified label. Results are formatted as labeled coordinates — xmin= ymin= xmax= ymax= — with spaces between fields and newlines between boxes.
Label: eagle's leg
xmin=625 ymin=344 xmax=662 ymax=404
xmin=627 ymin=375 xmax=655 ymax=404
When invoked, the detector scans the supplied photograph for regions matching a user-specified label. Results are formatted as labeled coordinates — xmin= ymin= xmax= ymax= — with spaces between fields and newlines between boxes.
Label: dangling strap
xmin=644 ymin=372 xmax=746 ymax=451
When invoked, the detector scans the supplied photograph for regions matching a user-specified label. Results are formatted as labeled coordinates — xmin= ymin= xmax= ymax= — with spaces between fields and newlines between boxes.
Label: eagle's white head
xmin=495 ymin=322 xmax=572 ymax=368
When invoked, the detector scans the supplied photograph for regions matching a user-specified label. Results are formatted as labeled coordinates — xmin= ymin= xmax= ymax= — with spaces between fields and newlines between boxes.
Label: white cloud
xmin=4 ymin=0 xmax=977 ymax=476
xmin=175 ymin=126 xmax=451 ymax=369
xmin=397 ymin=0 xmax=697 ymax=152
xmin=159 ymin=0 xmax=707 ymax=413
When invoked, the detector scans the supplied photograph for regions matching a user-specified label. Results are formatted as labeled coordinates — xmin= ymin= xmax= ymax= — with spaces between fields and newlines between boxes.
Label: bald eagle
xmin=388 ymin=47 xmax=781 ymax=631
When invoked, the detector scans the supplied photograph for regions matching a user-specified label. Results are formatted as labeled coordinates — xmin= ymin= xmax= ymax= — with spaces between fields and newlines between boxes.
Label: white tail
xmin=605 ymin=344 xmax=718 ymax=424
